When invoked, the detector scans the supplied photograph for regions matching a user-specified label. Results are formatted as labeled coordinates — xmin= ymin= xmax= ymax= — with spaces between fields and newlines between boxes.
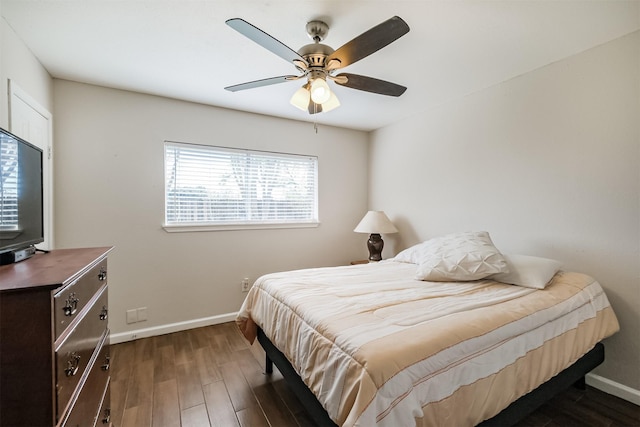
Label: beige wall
xmin=369 ymin=32 xmax=640 ymax=393
xmin=52 ymin=80 xmax=369 ymax=339
xmin=0 ymin=16 xmax=53 ymax=128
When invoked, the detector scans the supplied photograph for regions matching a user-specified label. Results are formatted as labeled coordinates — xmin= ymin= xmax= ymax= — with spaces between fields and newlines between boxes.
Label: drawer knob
xmin=98 ymin=267 xmax=107 ymax=281
xmin=65 ymin=353 xmax=81 ymax=377
xmin=63 ymin=293 xmax=79 ymax=316
xmin=102 ymin=355 xmax=110 ymax=371
xmin=102 ymin=408 xmax=111 ymax=424
xmin=99 ymin=305 xmax=108 ymax=321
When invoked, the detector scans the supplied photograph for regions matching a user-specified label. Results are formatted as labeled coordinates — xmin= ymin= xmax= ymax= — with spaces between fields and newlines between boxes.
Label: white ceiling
xmin=2 ymin=1 xmax=638 ymax=132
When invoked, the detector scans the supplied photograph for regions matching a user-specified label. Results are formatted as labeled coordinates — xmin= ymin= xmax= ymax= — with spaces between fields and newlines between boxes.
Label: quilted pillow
xmin=489 ymin=254 xmax=562 ymax=289
xmin=414 ymin=231 xmax=508 ymax=281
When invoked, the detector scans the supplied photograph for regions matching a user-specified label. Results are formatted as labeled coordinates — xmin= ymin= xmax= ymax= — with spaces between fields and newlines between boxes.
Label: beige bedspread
xmin=236 ymin=261 xmax=619 ymax=427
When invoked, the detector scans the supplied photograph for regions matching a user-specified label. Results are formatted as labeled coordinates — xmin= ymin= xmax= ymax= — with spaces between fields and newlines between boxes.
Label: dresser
xmin=0 ymin=247 xmax=113 ymax=427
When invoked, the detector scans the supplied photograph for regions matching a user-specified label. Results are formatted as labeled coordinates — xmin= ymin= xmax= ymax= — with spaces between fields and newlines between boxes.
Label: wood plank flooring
xmin=111 ymin=323 xmax=640 ymax=427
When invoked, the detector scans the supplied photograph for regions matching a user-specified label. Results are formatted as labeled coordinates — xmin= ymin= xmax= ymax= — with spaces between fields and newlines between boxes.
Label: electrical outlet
xmin=126 ymin=309 xmax=138 ymax=324
xmin=241 ymin=278 xmax=250 ymax=292
xmin=137 ymin=307 xmax=147 ymax=322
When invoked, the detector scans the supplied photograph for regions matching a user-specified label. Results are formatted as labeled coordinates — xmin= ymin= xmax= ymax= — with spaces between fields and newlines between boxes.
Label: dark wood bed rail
xmin=257 ymin=328 xmax=605 ymax=427
xmin=258 ymin=328 xmax=339 ymax=426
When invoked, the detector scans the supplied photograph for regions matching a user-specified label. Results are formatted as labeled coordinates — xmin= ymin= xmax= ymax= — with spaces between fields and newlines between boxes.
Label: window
xmin=0 ymin=137 xmax=18 ymax=230
xmin=164 ymin=142 xmax=318 ymax=231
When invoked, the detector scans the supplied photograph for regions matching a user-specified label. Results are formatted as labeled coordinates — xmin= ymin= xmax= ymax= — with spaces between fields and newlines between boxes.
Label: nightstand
xmin=350 ymin=260 xmax=370 ymax=265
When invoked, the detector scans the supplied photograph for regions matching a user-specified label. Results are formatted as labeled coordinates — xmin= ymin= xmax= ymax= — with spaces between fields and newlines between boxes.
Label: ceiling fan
xmin=224 ymin=16 xmax=410 ymax=114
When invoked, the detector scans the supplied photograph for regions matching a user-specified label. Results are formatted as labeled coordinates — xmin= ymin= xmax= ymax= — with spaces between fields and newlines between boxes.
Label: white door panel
xmin=8 ymin=80 xmax=53 ymax=250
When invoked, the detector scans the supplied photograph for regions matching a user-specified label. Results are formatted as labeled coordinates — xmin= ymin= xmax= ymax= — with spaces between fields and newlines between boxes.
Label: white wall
xmin=0 ymin=16 xmax=53 ymax=128
xmin=369 ymin=32 xmax=640 ymax=393
xmin=53 ymin=80 xmax=369 ymax=339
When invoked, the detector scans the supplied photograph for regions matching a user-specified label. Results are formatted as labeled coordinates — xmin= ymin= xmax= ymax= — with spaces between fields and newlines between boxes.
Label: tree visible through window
xmin=164 ymin=142 xmax=318 ymax=227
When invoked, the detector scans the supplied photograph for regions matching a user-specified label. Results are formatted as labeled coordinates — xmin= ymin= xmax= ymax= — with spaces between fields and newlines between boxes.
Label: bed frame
xmin=257 ymin=328 xmax=605 ymax=427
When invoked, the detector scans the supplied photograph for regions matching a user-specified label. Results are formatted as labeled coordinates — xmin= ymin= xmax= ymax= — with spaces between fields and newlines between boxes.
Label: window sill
xmin=162 ymin=221 xmax=320 ymax=233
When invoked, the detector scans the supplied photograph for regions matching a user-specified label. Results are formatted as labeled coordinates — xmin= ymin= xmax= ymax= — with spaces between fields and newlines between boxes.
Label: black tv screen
xmin=0 ymin=127 xmax=44 ymax=254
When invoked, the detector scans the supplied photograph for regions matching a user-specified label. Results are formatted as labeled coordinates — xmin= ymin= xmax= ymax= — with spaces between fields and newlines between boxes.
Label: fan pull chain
xmin=313 ymin=102 xmax=319 ymax=133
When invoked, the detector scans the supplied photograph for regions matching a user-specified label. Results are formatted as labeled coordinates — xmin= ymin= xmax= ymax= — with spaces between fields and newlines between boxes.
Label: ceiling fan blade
xmin=326 ymin=16 xmax=409 ymax=69
xmin=334 ymin=73 xmax=407 ymax=97
xmin=226 ymin=18 xmax=307 ymax=66
xmin=225 ymin=75 xmax=298 ymax=92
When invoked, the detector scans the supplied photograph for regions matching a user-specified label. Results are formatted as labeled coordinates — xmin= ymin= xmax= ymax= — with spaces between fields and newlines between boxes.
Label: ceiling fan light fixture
xmin=290 ymin=85 xmax=311 ymax=111
xmin=310 ymin=77 xmax=331 ymax=104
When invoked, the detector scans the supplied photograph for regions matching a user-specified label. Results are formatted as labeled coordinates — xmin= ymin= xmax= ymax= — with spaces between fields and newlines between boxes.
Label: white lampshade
xmin=354 ymin=211 xmax=398 ymax=234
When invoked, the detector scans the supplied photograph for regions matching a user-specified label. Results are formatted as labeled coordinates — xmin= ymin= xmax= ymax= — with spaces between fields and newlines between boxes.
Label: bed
xmin=236 ymin=232 xmax=619 ymax=427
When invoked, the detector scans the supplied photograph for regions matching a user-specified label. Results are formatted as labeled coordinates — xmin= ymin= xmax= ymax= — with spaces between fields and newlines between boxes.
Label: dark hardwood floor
xmin=111 ymin=322 xmax=640 ymax=427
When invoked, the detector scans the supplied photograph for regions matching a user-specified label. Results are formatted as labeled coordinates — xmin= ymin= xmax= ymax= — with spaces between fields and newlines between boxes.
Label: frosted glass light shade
xmin=354 ymin=211 xmax=398 ymax=234
xmin=322 ymin=91 xmax=340 ymax=112
xmin=290 ymin=86 xmax=310 ymax=111
xmin=290 ymin=80 xmax=340 ymax=113
xmin=310 ymin=78 xmax=331 ymax=104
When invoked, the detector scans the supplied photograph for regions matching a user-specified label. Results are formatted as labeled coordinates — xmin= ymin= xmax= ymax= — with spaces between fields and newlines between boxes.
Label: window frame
xmin=163 ymin=141 xmax=320 ymax=232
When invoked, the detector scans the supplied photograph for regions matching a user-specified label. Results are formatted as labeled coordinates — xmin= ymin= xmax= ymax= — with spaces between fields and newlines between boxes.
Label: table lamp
xmin=354 ymin=211 xmax=398 ymax=262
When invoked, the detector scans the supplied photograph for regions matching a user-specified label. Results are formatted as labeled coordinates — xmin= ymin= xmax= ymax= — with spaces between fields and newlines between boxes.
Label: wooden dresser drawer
xmin=56 ymin=284 xmax=109 ymax=417
xmin=54 ymin=260 xmax=108 ymax=340
xmin=0 ymin=247 xmax=112 ymax=427
xmin=96 ymin=380 xmax=112 ymax=426
xmin=59 ymin=331 xmax=110 ymax=427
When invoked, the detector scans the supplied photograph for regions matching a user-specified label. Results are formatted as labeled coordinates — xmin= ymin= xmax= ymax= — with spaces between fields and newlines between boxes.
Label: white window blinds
xmin=164 ymin=142 xmax=318 ymax=227
xmin=0 ymin=137 xmax=18 ymax=229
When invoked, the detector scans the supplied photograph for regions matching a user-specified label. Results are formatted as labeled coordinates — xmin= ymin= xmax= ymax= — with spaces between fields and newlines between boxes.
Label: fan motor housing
xmin=298 ymin=43 xmax=334 ymax=67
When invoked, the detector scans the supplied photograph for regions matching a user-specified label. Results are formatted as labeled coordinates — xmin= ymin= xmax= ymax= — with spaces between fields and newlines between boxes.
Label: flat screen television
xmin=0 ymin=127 xmax=44 ymax=259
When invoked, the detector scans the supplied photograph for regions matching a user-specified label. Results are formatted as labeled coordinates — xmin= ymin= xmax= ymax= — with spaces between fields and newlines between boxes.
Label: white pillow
xmin=489 ymin=254 xmax=562 ymax=289
xmin=392 ymin=241 xmax=433 ymax=264
xmin=414 ymin=231 xmax=508 ymax=281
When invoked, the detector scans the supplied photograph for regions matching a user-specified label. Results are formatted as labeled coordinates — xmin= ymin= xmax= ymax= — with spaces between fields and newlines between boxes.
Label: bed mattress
xmin=236 ymin=261 xmax=619 ymax=427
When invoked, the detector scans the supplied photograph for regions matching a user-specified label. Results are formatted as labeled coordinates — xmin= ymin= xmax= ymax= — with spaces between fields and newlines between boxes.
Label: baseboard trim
xmin=110 ymin=312 xmax=238 ymax=344
xmin=586 ymin=373 xmax=640 ymax=406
